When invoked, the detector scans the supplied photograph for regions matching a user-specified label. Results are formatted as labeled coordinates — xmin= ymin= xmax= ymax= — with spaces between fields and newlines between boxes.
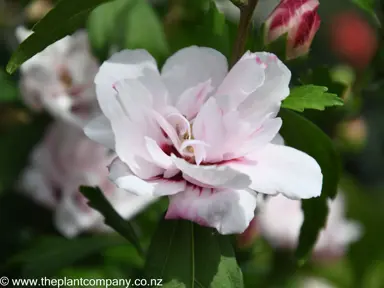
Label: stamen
xmin=59 ymin=69 xmax=73 ymax=89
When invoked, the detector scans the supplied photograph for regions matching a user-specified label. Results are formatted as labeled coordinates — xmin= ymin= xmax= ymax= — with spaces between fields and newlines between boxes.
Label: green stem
xmin=230 ymin=0 xmax=259 ymax=68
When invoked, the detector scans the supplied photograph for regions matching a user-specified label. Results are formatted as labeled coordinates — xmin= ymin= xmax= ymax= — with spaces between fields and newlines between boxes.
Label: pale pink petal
xmin=150 ymin=110 xmax=183 ymax=153
xmin=171 ymin=155 xmax=251 ymax=189
xmin=258 ymin=191 xmax=362 ymax=257
xmin=145 ymin=136 xmax=175 ymax=170
xmin=15 ymin=26 xmax=33 ymax=43
xmin=113 ymin=79 xmax=153 ymax=122
xmin=299 ymin=278 xmax=335 ymax=288
xmin=193 ymin=98 xmax=226 ymax=162
xmin=314 ymin=194 xmax=362 ymax=255
xmin=106 ymin=188 xmax=159 ymax=221
xmin=230 ymin=117 xmax=282 ymax=158
xmin=65 ymin=31 xmax=99 ymax=87
xmin=271 ymin=133 xmax=285 ymax=145
xmin=109 ymin=158 xmax=186 ymax=196
xmin=112 ymin=117 xmax=163 ymax=179
xmin=84 ymin=115 xmax=115 ymax=150
xmin=138 ymin=69 xmax=169 ymax=108
xmin=175 ymin=80 xmax=214 ymax=120
xmin=258 ymin=194 xmax=302 ymax=248
xmin=237 ymin=52 xmax=291 ymax=121
xmin=161 ymin=46 xmax=228 ymax=103
xmin=55 ymin=191 xmax=99 ymax=238
xmin=230 ymin=143 xmax=322 ymax=199
xmin=95 ymin=49 xmax=158 ymax=86
xmin=94 ymin=50 xmax=158 ymax=121
xmin=215 ymin=51 xmax=266 ymax=112
xmin=19 ymin=167 xmax=58 ymax=209
xmin=166 ymin=186 xmax=257 ymax=234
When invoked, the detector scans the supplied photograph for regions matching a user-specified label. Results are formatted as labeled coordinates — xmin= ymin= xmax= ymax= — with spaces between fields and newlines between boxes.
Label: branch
xmin=230 ymin=0 xmax=259 ymax=68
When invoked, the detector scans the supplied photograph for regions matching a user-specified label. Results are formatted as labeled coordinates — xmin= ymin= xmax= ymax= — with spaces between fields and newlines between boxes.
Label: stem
xmin=230 ymin=0 xmax=259 ymax=68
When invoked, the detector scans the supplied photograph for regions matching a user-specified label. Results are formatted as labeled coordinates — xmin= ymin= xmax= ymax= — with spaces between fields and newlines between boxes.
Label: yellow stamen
xmin=59 ymin=69 xmax=73 ymax=89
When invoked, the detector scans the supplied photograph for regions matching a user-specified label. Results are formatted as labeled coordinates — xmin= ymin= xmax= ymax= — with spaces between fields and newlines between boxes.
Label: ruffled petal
xmin=172 ymin=156 xmax=251 ymax=189
xmin=109 ymin=158 xmax=186 ymax=196
xmin=94 ymin=50 xmax=158 ymax=121
xmin=230 ymin=143 xmax=322 ymax=199
xmin=161 ymin=46 xmax=228 ymax=103
xmin=237 ymin=52 xmax=291 ymax=122
xmin=215 ymin=51 xmax=266 ymax=112
xmin=166 ymin=186 xmax=257 ymax=234
xmin=84 ymin=115 xmax=115 ymax=150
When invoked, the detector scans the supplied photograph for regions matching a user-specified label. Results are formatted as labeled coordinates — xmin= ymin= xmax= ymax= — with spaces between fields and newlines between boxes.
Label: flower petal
xmin=84 ymin=115 xmax=115 ymax=150
xmin=94 ymin=50 xmax=158 ymax=121
xmin=172 ymin=155 xmax=251 ymax=189
xmin=215 ymin=51 xmax=266 ymax=111
xmin=230 ymin=117 xmax=282 ymax=159
xmin=95 ymin=49 xmax=158 ymax=86
xmin=145 ymin=136 xmax=175 ymax=170
xmin=165 ymin=186 xmax=257 ymax=234
xmin=230 ymin=143 xmax=322 ymax=199
xmin=113 ymin=78 xmax=153 ymax=122
xmin=54 ymin=192 xmax=99 ymax=238
xmin=193 ymin=98 xmax=226 ymax=162
xmin=161 ymin=46 xmax=228 ymax=103
xmin=258 ymin=194 xmax=303 ymax=248
xmin=237 ymin=52 xmax=291 ymax=121
xmin=175 ymin=80 xmax=214 ymax=120
xmin=106 ymin=188 xmax=159 ymax=221
xmin=109 ymin=158 xmax=186 ymax=196
xmin=19 ymin=167 xmax=58 ymax=209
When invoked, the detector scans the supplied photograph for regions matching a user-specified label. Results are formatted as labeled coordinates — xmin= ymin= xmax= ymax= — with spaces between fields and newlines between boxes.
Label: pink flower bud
xmin=264 ymin=0 xmax=321 ymax=60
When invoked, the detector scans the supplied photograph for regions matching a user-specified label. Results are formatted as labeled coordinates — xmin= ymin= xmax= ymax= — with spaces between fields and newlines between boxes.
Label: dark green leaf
xmin=87 ymin=0 xmax=131 ymax=61
xmin=122 ymin=0 xmax=169 ymax=64
xmin=6 ymin=0 xmax=114 ymax=74
xmin=265 ymin=32 xmax=288 ymax=61
xmin=282 ymin=85 xmax=344 ymax=112
xmin=352 ymin=0 xmax=375 ymax=14
xmin=79 ymin=186 xmax=144 ymax=255
xmin=279 ymin=109 xmax=341 ymax=263
xmin=145 ymin=219 xmax=243 ymax=288
xmin=165 ymin=1 xmax=232 ymax=59
xmin=10 ymin=236 xmax=126 ymax=278
xmin=0 ymin=70 xmax=18 ymax=102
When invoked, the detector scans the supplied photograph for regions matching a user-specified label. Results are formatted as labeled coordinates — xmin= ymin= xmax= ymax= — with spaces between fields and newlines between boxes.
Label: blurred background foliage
xmin=1 ymin=0 xmax=384 ymax=287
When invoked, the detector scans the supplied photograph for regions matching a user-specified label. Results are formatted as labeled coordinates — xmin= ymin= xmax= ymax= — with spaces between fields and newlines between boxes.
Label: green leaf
xmin=10 ymin=236 xmax=126 ymax=278
xmin=122 ymin=0 xmax=169 ymax=64
xmin=79 ymin=186 xmax=144 ymax=255
xmin=6 ymin=0 xmax=114 ymax=74
xmin=87 ymin=0 xmax=131 ymax=61
xmin=282 ymin=85 xmax=344 ymax=112
xmin=279 ymin=109 xmax=341 ymax=263
xmin=145 ymin=219 xmax=243 ymax=288
xmin=165 ymin=1 xmax=232 ymax=59
xmin=264 ymin=32 xmax=288 ymax=61
xmin=352 ymin=0 xmax=375 ymax=14
xmin=0 ymin=70 xmax=18 ymax=102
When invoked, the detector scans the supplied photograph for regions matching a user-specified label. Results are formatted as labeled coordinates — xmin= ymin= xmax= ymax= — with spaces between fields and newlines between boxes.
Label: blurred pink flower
xmin=85 ymin=46 xmax=323 ymax=235
xmin=20 ymin=121 xmax=156 ymax=237
xmin=299 ymin=277 xmax=335 ymax=288
xmin=258 ymin=192 xmax=362 ymax=259
xmin=16 ymin=27 xmax=100 ymax=127
xmin=329 ymin=11 xmax=378 ymax=69
xmin=264 ymin=0 xmax=321 ymax=60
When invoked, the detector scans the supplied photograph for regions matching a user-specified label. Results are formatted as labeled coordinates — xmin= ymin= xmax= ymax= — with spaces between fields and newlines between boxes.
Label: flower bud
xmin=264 ymin=0 xmax=321 ymax=60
